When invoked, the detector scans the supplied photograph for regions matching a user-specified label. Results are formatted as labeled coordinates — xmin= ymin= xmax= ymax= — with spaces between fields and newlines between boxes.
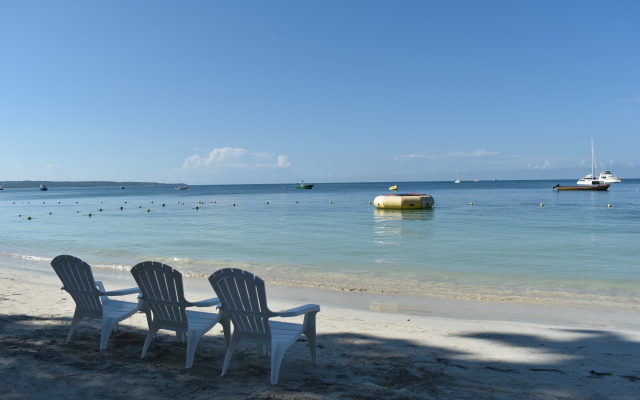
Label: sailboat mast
xmin=590 ymin=139 xmax=595 ymax=177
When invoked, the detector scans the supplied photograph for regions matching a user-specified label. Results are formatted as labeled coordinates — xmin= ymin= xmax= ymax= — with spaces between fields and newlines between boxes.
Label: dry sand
xmin=1 ymin=267 xmax=639 ymax=400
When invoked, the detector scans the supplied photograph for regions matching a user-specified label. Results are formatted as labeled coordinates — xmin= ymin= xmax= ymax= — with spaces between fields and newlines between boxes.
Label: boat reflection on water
xmin=373 ymin=208 xmax=435 ymax=243
xmin=373 ymin=208 xmax=435 ymax=221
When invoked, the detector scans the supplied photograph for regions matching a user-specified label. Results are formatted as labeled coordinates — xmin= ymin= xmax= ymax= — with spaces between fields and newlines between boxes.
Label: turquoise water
xmin=1 ymin=180 xmax=639 ymax=310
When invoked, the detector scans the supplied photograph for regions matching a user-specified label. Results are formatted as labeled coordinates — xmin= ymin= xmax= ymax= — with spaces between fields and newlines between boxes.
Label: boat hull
xmin=374 ymin=194 xmax=434 ymax=209
xmin=294 ymin=185 xmax=313 ymax=189
xmin=554 ymin=185 xmax=610 ymax=191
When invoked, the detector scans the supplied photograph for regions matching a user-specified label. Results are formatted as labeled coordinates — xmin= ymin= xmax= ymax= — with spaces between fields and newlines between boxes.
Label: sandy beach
xmin=1 ymin=266 xmax=639 ymax=400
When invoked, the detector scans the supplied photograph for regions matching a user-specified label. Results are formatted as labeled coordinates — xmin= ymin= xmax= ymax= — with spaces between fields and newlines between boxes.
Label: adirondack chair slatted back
xmin=209 ymin=268 xmax=276 ymax=336
xmin=131 ymin=262 xmax=189 ymax=323
xmin=51 ymin=254 xmax=102 ymax=312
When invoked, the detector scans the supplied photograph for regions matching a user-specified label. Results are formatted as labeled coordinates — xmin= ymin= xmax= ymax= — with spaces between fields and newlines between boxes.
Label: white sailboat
xmin=577 ymin=140 xmax=601 ymax=185
xmin=454 ymin=167 xmax=461 ymax=183
xmin=577 ymin=139 xmax=622 ymax=185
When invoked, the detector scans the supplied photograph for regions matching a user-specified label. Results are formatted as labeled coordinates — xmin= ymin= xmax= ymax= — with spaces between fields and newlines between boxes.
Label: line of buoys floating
xmin=10 ymin=198 xmax=619 ymax=220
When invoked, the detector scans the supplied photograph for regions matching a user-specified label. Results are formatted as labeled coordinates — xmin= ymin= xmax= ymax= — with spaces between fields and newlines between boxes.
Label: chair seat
xmin=185 ymin=310 xmax=222 ymax=331
xmin=270 ymin=321 xmax=305 ymax=343
xmin=102 ymin=299 xmax=142 ymax=318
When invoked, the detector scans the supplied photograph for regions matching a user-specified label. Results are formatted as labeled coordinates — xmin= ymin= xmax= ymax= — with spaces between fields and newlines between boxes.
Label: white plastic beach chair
xmin=50 ymin=254 xmax=143 ymax=350
xmin=208 ymin=268 xmax=320 ymax=384
xmin=131 ymin=261 xmax=230 ymax=368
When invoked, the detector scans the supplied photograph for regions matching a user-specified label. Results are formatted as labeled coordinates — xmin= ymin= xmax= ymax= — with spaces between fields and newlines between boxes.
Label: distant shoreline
xmin=0 ymin=180 xmax=185 ymax=188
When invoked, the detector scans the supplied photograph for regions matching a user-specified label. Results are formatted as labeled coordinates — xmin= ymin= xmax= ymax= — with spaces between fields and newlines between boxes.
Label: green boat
xmin=294 ymin=180 xmax=314 ymax=189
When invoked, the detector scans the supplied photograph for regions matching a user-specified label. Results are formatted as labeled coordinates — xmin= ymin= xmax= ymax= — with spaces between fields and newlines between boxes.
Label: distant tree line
xmin=0 ymin=180 xmax=185 ymax=188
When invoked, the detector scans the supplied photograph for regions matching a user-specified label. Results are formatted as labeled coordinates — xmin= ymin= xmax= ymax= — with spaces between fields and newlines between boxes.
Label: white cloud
xmin=183 ymin=147 xmax=291 ymax=170
xmin=526 ymin=160 xmax=553 ymax=170
xmin=277 ymin=155 xmax=291 ymax=167
xmin=393 ymin=149 xmax=499 ymax=161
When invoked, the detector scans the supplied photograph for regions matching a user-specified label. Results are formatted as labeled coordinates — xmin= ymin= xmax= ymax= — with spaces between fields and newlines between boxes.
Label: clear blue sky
xmin=1 ymin=1 xmax=638 ymax=184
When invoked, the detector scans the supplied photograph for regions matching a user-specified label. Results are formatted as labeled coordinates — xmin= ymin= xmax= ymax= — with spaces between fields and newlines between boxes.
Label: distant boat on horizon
xmin=39 ymin=184 xmax=48 ymax=191
xmin=454 ymin=168 xmax=460 ymax=183
xmin=294 ymin=180 xmax=313 ymax=189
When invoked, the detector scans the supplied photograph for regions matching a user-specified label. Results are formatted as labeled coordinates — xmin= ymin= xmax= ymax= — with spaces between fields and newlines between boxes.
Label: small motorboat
xmin=174 ymin=185 xmax=188 ymax=190
xmin=576 ymin=139 xmax=622 ymax=185
xmin=553 ymin=184 xmax=610 ymax=191
xmin=294 ymin=180 xmax=313 ymax=189
xmin=389 ymin=185 xmax=398 ymax=190
xmin=373 ymin=193 xmax=434 ymax=209
xmin=39 ymin=184 xmax=48 ymax=191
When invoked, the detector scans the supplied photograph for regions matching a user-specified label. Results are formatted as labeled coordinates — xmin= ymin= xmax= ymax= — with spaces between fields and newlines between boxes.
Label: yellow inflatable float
xmin=373 ymin=193 xmax=435 ymax=209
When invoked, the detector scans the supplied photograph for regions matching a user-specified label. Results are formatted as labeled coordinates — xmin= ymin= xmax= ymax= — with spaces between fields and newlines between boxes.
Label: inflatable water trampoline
xmin=373 ymin=193 xmax=434 ymax=209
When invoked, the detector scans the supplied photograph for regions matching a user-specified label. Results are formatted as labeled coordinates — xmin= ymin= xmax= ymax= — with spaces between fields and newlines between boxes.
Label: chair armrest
xmin=102 ymin=287 xmax=141 ymax=296
xmin=190 ymin=297 xmax=221 ymax=307
xmin=276 ymin=304 xmax=320 ymax=317
xmin=94 ymin=280 xmax=140 ymax=296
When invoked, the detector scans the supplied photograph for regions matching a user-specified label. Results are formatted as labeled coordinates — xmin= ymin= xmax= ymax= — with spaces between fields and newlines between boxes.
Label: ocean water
xmin=1 ymin=180 xmax=639 ymax=312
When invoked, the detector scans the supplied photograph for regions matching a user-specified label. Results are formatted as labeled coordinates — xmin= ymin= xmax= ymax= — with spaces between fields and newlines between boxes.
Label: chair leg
xmin=100 ymin=317 xmax=119 ymax=350
xmin=141 ymin=325 xmax=160 ymax=359
xmin=303 ymin=313 xmax=318 ymax=364
xmin=270 ymin=342 xmax=286 ymax=385
xmin=185 ymin=330 xmax=205 ymax=368
xmin=66 ymin=310 xmax=85 ymax=343
xmin=220 ymin=314 xmax=231 ymax=346
xmin=221 ymin=334 xmax=242 ymax=376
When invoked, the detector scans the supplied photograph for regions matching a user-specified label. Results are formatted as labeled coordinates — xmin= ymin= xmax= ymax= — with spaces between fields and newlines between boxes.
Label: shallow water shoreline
xmin=3 ymin=252 xmax=638 ymax=331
